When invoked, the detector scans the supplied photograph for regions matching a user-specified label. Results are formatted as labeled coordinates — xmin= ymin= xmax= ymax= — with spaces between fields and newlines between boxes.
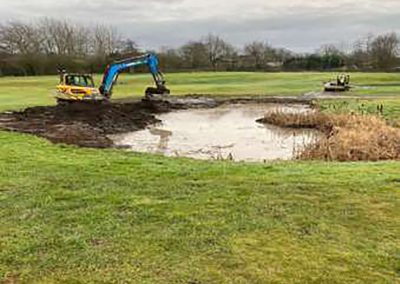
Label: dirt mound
xmin=0 ymin=96 xmax=224 ymax=148
xmin=44 ymin=123 xmax=113 ymax=148
xmin=0 ymin=101 xmax=163 ymax=148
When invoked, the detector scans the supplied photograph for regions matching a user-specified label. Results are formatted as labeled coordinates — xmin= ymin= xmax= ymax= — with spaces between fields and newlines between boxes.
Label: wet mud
xmin=0 ymin=96 xmax=313 ymax=150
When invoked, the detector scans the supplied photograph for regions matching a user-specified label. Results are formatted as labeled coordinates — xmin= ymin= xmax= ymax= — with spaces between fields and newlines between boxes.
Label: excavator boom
xmin=99 ymin=53 xmax=170 ymax=99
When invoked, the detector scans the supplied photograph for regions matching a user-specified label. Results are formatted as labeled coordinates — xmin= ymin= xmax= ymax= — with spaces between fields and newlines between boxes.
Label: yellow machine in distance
xmin=56 ymin=72 xmax=104 ymax=103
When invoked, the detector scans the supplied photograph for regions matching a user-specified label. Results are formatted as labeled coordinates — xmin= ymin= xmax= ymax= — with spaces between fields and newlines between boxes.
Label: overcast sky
xmin=0 ymin=0 xmax=399 ymax=52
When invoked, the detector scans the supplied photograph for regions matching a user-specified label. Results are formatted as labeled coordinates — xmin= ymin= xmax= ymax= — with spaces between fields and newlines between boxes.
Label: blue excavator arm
xmin=99 ymin=53 xmax=170 ymax=98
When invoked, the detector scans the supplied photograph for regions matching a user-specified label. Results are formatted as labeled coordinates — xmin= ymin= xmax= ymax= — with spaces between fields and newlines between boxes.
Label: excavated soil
xmin=0 ymin=96 xmax=311 ymax=148
xmin=0 ymin=102 xmax=158 ymax=148
xmin=0 ymin=97 xmax=218 ymax=148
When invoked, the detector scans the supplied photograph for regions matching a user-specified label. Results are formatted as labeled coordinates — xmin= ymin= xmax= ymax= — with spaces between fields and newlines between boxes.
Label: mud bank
xmin=0 ymin=96 xmax=312 ymax=148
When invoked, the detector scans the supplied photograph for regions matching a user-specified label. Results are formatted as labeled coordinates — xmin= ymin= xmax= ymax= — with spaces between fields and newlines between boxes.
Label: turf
xmin=318 ymin=98 xmax=400 ymax=125
xmin=1 ymin=132 xmax=400 ymax=283
xmin=1 ymin=72 xmax=400 ymax=283
xmin=1 ymin=72 xmax=400 ymax=111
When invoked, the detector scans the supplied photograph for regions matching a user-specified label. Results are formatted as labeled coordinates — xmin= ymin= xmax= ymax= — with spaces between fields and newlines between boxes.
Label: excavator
xmin=324 ymin=73 xmax=351 ymax=92
xmin=55 ymin=53 xmax=170 ymax=103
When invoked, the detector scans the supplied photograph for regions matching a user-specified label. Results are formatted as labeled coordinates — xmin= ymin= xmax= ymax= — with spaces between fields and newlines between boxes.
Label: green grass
xmin=1 ymin=72 xmax=400 ymax=111
xmin=1 ymin=132 xmax=400 ymax=283
xmin=1 ymin=72 xmax=400 ymax=283
xmin=318 ymin=98 xmax=400 ymax=125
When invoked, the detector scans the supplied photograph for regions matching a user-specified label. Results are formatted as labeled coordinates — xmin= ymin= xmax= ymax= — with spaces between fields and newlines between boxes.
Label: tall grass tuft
xmin=259 ymin=111 xmax=400 ymax=161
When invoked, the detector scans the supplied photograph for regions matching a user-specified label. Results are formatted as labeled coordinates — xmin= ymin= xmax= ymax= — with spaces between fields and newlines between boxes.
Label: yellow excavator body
xmin=55 ymin=73 xmax=104 ymax=103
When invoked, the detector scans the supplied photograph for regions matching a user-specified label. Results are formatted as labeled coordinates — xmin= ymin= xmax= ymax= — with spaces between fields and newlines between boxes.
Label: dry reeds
xmin=257 ymin=111 xmax=329 ymax=129
xmin=259 ymin=110 xmax=400 ymax=161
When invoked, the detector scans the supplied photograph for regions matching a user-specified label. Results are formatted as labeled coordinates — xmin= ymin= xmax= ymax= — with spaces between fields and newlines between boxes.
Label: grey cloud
xmin=0 ymin=0 xmax=183 ymax=20
xmin=0 ymin=0 xmax=399 ymax=52
xmin=118 ymin=7 xmax=400 ymax=51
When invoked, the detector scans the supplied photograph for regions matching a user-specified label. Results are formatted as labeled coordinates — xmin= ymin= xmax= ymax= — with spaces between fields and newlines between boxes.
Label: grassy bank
xmin=1 ymin=72 xmax=400 ymax=283
xmin=1 ymin=132 xmax=400 ymax=283
xmin=318 ymin=98 xmax=400 ymax=125
xmin=1 ymin=72 xmax=400 ymax=111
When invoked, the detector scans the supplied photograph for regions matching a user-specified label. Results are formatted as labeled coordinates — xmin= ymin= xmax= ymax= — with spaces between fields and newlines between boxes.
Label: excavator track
xmin=56 ymin=98 xmax=107 ymax=107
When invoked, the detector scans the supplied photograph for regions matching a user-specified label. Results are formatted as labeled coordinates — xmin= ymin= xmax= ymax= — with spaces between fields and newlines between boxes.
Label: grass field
xmin=1 ymin=72 xmax=400 ymax=111
xmin=318 ymin=98 xmax=400 ymax=125
xmin=1 ymin=72 xmax=400 ymax=283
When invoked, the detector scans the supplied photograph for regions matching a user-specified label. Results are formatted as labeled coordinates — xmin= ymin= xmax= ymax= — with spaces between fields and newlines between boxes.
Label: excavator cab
xmin=56 ymin=71 xmax=104 ymax=103
xmin=64 ymin=74 xmax=95 ymax=88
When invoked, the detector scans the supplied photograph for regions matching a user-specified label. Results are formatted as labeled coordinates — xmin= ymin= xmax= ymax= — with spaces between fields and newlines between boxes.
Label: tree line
xmin=0 ymin=18 xmax=139 ymax=76
xmin=0 ymin=18 xmax=399 ymax=76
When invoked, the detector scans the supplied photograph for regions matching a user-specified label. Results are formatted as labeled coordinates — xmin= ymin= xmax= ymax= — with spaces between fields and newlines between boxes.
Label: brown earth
xmin=0 ymin=95 xmax=313 ymax=149
xmin=0 ymin=101 xmax=160 ymax=148
xmin=0 ymin=96 xmax=229 ymax=148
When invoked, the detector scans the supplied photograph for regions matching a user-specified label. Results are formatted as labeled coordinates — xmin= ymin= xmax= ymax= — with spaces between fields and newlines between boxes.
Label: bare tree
xmin=271 ymin=48 xmax=292 ymax=63
xmin=117 ymin=39 xmax=139 ymax=56
xmin=244 ymin=41 xmax=266 ymax=69
xmin=243 ymin=42 xmax=290 ymax=70
xmin=0 ymin=18 xmax=128 ymax=75
xmin=204 ymin=34 xmax=235 ymax=70
xmin=180 ymin=41 xmax=208 ymax=69
xmin=319 ymin=44 xmax=343 ymax=57
xmin=92 ymin=25 xmax=120 ymax=57
xmin=0 ymin=21 xmax=46 ymax=75
xmin=370 ymin=32 xmax=399 ymax=70
xmin=351 ymin=34 xmax=375 ymax=69
xmin=0 ymin=24 xmax=7 ymax=53
xmin=0 ymin=21 xmax=43 ymax=55
xmin=73 ymin=25 xmax=92 ymax=57
xmin=1 ymin=17 xmax=400 ymax=75
xmin=158 ymin=46 xmax=184 ymax=70
xmin=318 ymin=44 xmax=346 ymax=69
xmin=40 ymin=19 xmax=74 ymax=55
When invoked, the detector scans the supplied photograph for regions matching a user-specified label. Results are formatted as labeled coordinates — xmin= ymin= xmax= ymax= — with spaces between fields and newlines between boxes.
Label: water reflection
xmin=148 ymin=127 xmax=172 ymax=153
xmin=110 ymin=103 xmax=320 ymax=162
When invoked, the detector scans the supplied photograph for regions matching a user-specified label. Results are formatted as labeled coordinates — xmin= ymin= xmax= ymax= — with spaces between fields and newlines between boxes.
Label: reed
xmin=260 ymin=110 xmax=400 ymax=161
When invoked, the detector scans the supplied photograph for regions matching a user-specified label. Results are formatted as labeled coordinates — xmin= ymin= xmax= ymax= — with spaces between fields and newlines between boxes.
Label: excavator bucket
xmin=145 ymin=86 xmax=170 ymax=98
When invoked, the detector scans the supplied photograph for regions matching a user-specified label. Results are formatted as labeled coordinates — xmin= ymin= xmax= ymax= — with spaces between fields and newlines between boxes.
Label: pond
xmin=110 ymin=103 xmax=320 ymax=162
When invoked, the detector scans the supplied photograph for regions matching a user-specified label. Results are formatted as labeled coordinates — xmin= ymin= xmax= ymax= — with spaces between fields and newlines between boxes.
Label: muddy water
xmin=110 ymin=104 xmax=320 ymax=162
